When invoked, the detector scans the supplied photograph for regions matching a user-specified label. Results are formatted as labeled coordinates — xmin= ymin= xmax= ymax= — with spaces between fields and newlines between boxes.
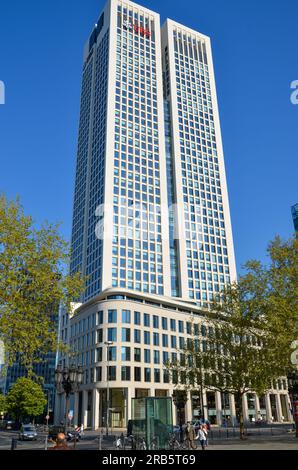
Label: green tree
xmin=6 ymin=378 xmax=47 ymax=423
xmin=0 ymin=392 xmax=6 ymax=417
xmin=166 ymin=236 xmax=298 ymax=439
xmin=244 ymin=236 xmax=298 ymax=356
xmin=0 ymin=195 xmax=85 ymax=375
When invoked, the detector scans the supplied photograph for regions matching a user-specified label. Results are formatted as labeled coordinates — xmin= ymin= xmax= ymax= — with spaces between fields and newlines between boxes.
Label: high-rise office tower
xmin=56 ymin=0 xmax=288 ymax=430
xmin=70 ymin=0 xmax=171 ymax=303
xmin=161 ymin=19 xmax=236 ymax=301
xmin=70 ymin=0 xmax=236 ymax=305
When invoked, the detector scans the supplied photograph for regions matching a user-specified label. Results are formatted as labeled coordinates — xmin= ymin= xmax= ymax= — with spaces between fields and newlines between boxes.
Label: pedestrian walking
xmin=185 ymin=421 xmax=196 ymax=450
xmin=115 ymin=436 xmax=122 ymax=449
xmin=202 ymin=423 xmax=209 ymax=447
xmin=196 ymin=426 xmax=207 ymax=450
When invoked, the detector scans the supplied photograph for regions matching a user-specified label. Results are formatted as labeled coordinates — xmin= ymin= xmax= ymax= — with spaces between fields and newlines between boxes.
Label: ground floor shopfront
xmin=54 ymin=386 xmax=292 ymax=429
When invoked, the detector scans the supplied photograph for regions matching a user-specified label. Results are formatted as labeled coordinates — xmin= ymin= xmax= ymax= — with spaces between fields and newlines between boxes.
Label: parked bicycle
xmin=167 ymin=433 xmax=187 ymax=450
xmin=136 ymin=436 xmax=147 ymax=450
xmin=149 ymin=435 xmax=158 ymax=450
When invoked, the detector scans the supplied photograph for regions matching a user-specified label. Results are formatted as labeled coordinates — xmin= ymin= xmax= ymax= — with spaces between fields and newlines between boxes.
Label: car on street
xmin=5 ymin=420 xmax=16 ymax=430
xmin=19 ymin=424 xmax=38 ymax=441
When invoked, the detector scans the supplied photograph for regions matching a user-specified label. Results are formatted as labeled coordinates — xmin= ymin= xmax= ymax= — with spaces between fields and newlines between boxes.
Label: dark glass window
xmin=134 ymin=367 xmax=141 ymax=381
xmin=134 ymin=311 xmax=141 ymax=325
xmin=144 ymin=313 xmax=150 ymax=327
xmin=122 ymin=310 xmax=131 ymax=323
xmin=144 ymin=368 xmax=151 ymax=382
xmin=108 ymin=366 xmax=116 ymax=381
xmin=134 ymin=348 xmax=141 ymax=362
xmin=98 ymin=311 xmax=104 ymax=325
xmin=108 ymin=309 xmax=117 ymax=323
xmin=121 ymin=366 xmax=131 ymax=381
xmin=154 ymin=369 xmax=160 ymax=383
xmin=122 ymin=328 xmax=131 ymax=342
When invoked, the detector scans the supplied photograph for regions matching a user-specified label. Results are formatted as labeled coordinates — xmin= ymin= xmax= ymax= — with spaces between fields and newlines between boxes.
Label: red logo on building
xmin=133 ymin=24 xmax=151 ymax=38
xmin=123 ymin=20 xmax=151 ymax=38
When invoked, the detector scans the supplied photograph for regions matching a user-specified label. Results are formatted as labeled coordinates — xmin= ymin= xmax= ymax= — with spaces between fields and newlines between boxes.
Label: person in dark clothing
xmin=185 ymin=421 xmax=196 ymax=450
xmin=127 ymin=420 xmax=133 ymax=437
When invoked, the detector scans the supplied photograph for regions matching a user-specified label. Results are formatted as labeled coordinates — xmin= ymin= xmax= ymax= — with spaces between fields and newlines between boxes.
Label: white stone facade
xmin=55 ymin=289 xmax=292 ymax=428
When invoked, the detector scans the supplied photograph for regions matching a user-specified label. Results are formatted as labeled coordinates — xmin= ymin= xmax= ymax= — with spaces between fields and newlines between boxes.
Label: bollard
xmin=44 ymin=435 xmax=48 ymax=450
xmin=11 ymin=438 xmax=17 ymax=451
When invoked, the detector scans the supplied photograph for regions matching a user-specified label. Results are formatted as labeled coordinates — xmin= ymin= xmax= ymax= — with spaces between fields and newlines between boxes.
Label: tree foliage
xmin=166 ymin=236 xmax=298 ymax=438
xmin=0 ymin=392 xmax=6 ymax=415
xmin=0 ymin=195 xmax=85 ymax=374
xmin=6 ymin=378 xmax=47 ymax=421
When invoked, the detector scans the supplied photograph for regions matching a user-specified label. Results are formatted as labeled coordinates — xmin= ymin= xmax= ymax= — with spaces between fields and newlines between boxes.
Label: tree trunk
xmin=235 ymin=392 xmax=245 ymax=439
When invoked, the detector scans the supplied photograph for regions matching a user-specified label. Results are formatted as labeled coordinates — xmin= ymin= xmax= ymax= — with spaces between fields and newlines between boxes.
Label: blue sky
xmin=0 ymin=0 xmax=297 ymax=274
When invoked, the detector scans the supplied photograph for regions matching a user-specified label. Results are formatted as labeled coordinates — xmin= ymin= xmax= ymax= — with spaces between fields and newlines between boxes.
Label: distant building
xmin=291 ymin=203 xmax=298 ymax=232
xmin=4 ymin=353 xmax=56 ymax=416
xmin=2 ymin=311 xmax=59 ymax=420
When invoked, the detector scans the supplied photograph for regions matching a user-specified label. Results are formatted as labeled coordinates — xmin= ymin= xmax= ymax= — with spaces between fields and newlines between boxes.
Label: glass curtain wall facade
xmin=161 ymin=20 xmax=236 ymax=306
xmin=70 ymin=0 xmax=171 ymax=303
xmin=70 ymin=1 xmax=236 ymax=306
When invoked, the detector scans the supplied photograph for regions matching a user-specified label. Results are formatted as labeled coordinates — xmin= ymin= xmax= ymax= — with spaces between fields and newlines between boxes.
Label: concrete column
xmin=170 ymin=388 xmax=177 ymax=426
xmin=92 ymin=388 xmax=100 ymax=430
xmin=126 ymin=386 xmax=132 ymax=423
xmin=265 ymin=393 xmax=272 ymax=422
xmin=230 ymin=394 xmax=237 ymax=426
xmin=255 ymin=395 xmax=261 ymax=421
xmin=186 ymin=391 xmax=192 ymax=422
xmin=215 ymin=391 xmax=222 ymax=426
xmin=82 ymin=390 xmax=88 ymax=428
xmin=73 ymin=392 xmax=79 ymax=428
xmin=242 ymin=395 xmax=248 ymax=423
xmin=286 ymin=394 xmax=293 ymax=422
xmin=148 ymin=387 xmax=155 ymax=397
xmin=276 ymin=394 xmax=283 ymax=422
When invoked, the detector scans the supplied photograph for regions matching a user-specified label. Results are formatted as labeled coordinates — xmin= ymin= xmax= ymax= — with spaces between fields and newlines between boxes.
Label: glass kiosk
xmin=131 ymin=397 xmax=173 ymax=449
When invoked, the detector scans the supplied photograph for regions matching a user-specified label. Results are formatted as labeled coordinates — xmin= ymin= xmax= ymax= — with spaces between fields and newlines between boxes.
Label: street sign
xmin=46 ymin=415 xmax=50 ymax=420
xmin=68 ymin=410 xmax=74 ymax=422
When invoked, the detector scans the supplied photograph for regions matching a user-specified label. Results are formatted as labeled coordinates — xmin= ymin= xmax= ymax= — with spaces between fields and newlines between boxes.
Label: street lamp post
xmin=45 ymin=389 xmax=50 ymax=430
xmin=55 ymin=363 xmax=83 ymax=429
xmin=288 ymin=372 xmax=298 ymax=438
xmin=105 ymin=341 xmax=114 ymax=436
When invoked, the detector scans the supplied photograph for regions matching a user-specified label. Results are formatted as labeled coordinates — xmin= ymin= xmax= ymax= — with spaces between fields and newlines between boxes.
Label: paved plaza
xmin=0 ymin=428 xmax=297 ymax=451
